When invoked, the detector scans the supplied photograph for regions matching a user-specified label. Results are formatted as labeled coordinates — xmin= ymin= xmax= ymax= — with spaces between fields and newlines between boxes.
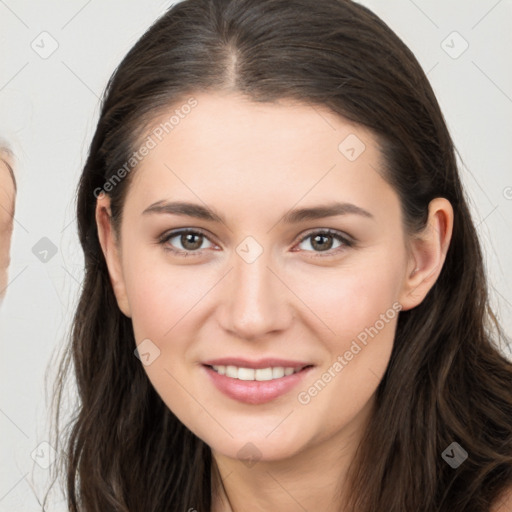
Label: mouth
xmin=201 ymin=362 xmax=315 ymax=405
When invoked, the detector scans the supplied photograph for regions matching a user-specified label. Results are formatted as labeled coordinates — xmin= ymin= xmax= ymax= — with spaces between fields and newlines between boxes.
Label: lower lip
xmin=202 ymin=365 xmax=314 ymax=405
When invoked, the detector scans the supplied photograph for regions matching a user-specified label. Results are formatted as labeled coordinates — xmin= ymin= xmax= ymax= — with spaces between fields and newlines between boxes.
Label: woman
xmin=46 ymin=0 xmax=512 ymax=510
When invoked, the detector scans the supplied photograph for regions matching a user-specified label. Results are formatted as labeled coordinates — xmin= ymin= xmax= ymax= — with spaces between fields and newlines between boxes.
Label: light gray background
xmin=1 ymin=1 xmax=511 ymax=510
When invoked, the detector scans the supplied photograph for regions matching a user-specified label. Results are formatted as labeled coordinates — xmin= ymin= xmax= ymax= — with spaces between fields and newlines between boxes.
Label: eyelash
xmin=157 ymin=228 xmax=355 ymax=259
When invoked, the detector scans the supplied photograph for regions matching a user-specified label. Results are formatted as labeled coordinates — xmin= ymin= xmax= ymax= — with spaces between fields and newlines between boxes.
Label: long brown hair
xmin=44 ymin=0 xmax=512 ymax=510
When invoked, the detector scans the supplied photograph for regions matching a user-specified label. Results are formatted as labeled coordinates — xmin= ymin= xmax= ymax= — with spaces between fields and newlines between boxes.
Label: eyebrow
xmin=142 ymin=200 xmax=374 ymax=224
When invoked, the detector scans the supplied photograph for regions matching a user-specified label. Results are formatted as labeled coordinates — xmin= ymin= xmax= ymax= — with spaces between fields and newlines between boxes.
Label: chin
xmin=202 ymin=418 xmax=314 ymax=464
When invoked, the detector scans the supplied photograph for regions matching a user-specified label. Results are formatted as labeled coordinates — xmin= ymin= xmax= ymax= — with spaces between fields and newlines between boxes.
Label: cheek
xmin=123 ymin=248 xmax=207 ymax=342
xmin=295 ymin=294 xmax=399 ymax=445
xmin=291 ymin=255 xmax=403 ymax=422
xmin=289 ymin=251 xmax=405 ymax=344
xmin=122 ymin=254 xmax=210 ymax=432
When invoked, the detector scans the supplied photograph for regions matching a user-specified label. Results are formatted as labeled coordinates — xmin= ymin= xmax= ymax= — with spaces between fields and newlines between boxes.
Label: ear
xmin=399 ymin=197 xmax=454 ymax=311
xmin=95 ymin=193 xmax=132 ymax=317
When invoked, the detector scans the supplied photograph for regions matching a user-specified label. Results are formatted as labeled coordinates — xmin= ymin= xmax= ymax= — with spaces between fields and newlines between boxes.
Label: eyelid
xmin=295 ymin=227 xmax=354 ymax=245
xmin=158 ymin=226 xmax=213 ymax=242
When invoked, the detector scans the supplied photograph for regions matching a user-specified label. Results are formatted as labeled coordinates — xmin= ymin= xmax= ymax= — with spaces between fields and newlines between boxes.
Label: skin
xmin=96 ymin=91 xmax=454 ymax=511
xmin=0 ymin=149 xmax=15 ymax=303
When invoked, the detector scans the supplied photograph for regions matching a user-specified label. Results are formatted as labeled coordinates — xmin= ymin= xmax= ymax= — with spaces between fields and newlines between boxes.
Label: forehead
xmin=142 ymin=92 xmax=373 ymax=163
xmin=125 ymin=92 xmax=398 ymax=225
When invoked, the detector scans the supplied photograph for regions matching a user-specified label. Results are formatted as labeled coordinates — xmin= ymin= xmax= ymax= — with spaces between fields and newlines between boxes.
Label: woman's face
xmin=97 ymin=92 xmax=448 ymax=464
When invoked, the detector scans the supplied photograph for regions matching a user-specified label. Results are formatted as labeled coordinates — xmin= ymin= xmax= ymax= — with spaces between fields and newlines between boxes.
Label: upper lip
xmin=202 ymin=357 xmax=313 ymax=370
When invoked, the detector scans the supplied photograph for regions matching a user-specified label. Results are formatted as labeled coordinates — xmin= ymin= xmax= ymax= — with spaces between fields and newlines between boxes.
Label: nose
xmin=219 ymin=249 xmax=293 ymax=341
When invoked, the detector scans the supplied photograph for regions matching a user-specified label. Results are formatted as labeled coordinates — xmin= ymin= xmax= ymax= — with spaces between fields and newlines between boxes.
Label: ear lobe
xmin=95 ymin=194 xmax=132 ymax=317
xmin=399 ymin=197 xmax=454 ymax=311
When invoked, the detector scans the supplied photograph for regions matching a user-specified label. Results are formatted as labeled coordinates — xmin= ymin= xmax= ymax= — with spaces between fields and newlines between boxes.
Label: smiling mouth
xmin=204 ymin=364 xmax=313 ymax=381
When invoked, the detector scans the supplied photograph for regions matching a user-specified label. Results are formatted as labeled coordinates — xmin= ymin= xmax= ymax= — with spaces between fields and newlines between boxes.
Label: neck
xmin=210 ymin=396 xmax=375 ymax=512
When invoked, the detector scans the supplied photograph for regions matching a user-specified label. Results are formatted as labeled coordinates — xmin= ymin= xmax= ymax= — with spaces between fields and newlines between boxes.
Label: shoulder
xmin=491 ymin=485 xmax=512 ymax=512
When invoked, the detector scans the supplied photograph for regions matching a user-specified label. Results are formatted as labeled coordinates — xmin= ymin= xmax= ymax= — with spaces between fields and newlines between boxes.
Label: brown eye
xmin=159 ymin=229 xmax=214 ymax=256
xmin=179 ymin=232 xmax=204 ymax=251
xmin=310 ymin=233 xmax=335 ymax=251
xmin=295 ymin=229 xmax=353 ymax=257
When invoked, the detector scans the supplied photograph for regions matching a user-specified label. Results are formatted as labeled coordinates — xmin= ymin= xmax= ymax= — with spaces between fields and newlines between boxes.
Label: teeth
xmin=256 ymin=367 xmax=273 ymax=381
xmin=238 ymin=367 xmax=255 ymax=380
xmin=211 ymin=364 xmax=304 ymax=381
xmin=272 ymin=367 xmax=285 ymax=379
xmin=226 ymin=365 xmax=238 ymax=378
